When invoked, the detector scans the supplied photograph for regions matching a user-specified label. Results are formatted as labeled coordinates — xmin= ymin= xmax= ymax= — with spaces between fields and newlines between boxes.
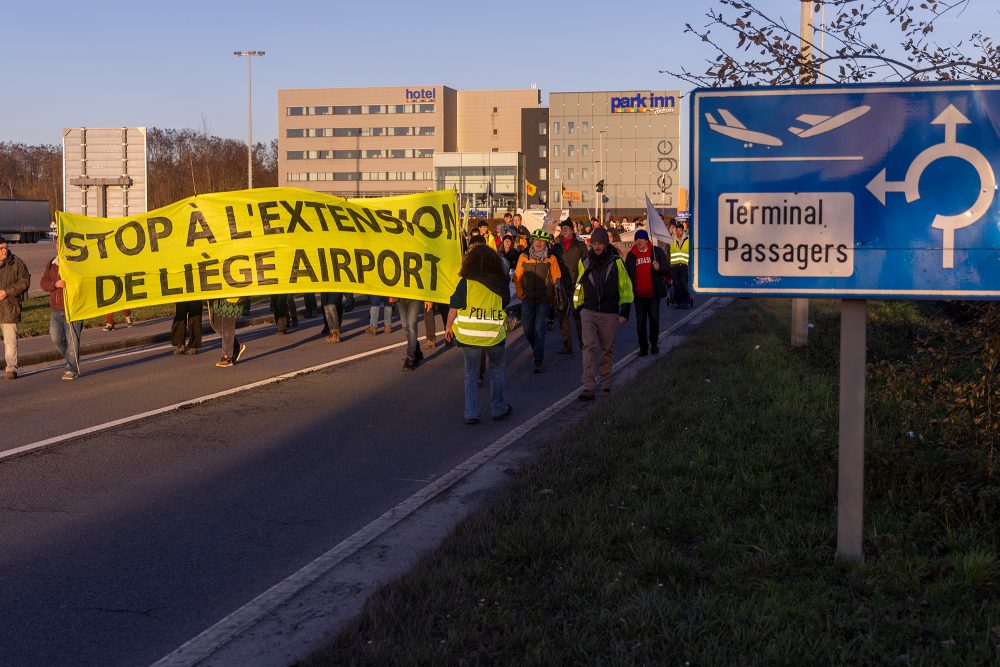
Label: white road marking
xmin=1 ymin=336 xmax=412 ymax=462
xmin=150 ymin=298 xmax=718 ymax=667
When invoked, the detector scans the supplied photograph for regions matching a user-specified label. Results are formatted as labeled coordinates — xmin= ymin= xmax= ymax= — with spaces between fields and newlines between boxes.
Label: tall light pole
xmin=234 ymin=50 xmax=265 ymax=189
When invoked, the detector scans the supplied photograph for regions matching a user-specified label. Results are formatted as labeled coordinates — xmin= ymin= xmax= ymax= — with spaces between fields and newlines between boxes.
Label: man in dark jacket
xmin=572 ymin=227 xmax=633 ymax=400
xmin=551 ymin=219 xmax=587 ymax=354
xmin=0 ymin=236 xmax=31 ymax=379
xmin=624 ymin=229 xmax=670 ymax=356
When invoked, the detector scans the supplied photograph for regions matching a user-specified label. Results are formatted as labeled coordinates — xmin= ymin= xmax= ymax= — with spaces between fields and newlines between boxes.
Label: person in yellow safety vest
xmin=445 ymin=243 xmax=514 ymax=425
xmin=476 ymin=220 xmax=499 ymax=252
xmin=572 ymin=226 xmax=633 ymax=400
xmin=669 ymin=219 xmax=692 ymax=309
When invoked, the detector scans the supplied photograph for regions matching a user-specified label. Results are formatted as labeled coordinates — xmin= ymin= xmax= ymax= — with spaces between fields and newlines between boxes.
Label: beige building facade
xmin=548 ymin=90 xmax=681 ymax=216
xmin=278 ymin=85 xmax=539 ymax=198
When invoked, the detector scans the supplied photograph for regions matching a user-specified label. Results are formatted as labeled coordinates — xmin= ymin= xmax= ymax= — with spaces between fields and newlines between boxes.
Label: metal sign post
xmin=837 ymin=299 xmax=866 ymax=561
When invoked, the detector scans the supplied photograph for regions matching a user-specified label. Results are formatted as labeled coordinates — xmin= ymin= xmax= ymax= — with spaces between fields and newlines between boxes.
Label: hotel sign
xmin=405 ymin=88 xmax=436 ymax=104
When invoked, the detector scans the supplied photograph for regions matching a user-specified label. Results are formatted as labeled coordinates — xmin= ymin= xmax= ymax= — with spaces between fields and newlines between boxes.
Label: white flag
xmin=645 ymin=193 xmax=671 ymax=240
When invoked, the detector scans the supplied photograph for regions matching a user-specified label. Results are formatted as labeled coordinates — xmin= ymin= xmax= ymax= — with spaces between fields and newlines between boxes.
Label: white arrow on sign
xmin=866 ymin=104 xmax=995 ymax=268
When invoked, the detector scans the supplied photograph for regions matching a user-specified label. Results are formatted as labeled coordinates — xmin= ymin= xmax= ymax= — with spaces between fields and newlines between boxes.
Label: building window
xmin=287 ymin=151 xmax=305 ymax=160
xmin=553 ymin=145 xmax=560 ymax=157
xmin=333 ymin=105 xmax=362 ymax=115
xmin=419 ymin=104 xmax=435 ymax=113
xmin=553 ymin=168 xmax=560 ymax=180
xmin=582 ymin=167 xmax=589 ymax=180
xmin=416 ymin=148 xmax=434 ymax=158
xmin=568 ymin=168 xmax=575 ymax=181
xmin=554 ymin=190 xmax=561 ymax=203
xmin=287 ymin=107 xmax=304 ymax=116
xmin=418 ymin=126 xmax=436 ymax=136
xmin=582 ymin=144 xmax=589 ymax=157
xmin=493 ymin=106 xmax=498 ymax=113
xmin=491 ymin=147 xmax=499 ymax=152
xmin=539 ymin=145 xmax=547 ymax=158
xmin=582 ymin=191 xmax=589 ymax=202
xmin=553 ymin=121 xmax=560 ymax=134
xmin=493 ymin=129 xmax=498 ymax=135
xmin=366 ymin=150 xmax=383 ymax=159
xmin=582 ymin=121 xmax=590 ymax=133
xmin=333 ymin=150 xmax=360 ymax=159
xmin=286 ymin=129 xmax=305 ymax=138
xmin=392 ymin=127 xmax=411 ymax=136
xmin=567 ymin=145 xmax=575 ymax=158
xmin=538 ymin=122 xmax=547 ymax=135
xmin=390 ymin=149 xmax=407 ymax=158
xmin=539 ymin=167 xmax=547 ymax=180
xmin=334 ymin=128 xmax=361 ymax=137
xmin=567 ymin=121 xmax=575 ymax=135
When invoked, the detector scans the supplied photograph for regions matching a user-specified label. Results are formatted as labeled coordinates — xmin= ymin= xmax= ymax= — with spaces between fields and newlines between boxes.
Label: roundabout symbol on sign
xmin=866 ymin=104 xmax=995 ymax=269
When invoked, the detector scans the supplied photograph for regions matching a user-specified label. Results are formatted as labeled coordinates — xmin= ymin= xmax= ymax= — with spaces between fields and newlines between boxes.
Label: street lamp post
xmin=234 ymin=50 xmax=265 ymax=189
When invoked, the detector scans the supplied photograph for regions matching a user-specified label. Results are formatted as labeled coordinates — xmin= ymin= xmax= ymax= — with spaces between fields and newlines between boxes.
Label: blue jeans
xmin=397 ymin=299 xmax=422 ymax=359
xmin=49 ymin=310 xmax=83 ymax=374
xmin=368 ymin=296 xmax=393 ymax=327
xmin=461 ymin=343 xmax=507 ymax=420
xmin=521 ymin=300 xmax=551 ymax=365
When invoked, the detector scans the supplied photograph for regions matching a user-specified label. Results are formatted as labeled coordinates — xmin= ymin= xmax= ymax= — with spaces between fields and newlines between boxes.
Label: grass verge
xmin=17 ymin=296 xmax=177 ymax=337
xmin=306 ymin=298 xmax=999 ymax=666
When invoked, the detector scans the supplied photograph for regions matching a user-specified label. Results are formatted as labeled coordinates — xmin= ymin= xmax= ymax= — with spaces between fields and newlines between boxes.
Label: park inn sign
xmin=610 ymin=92 xmax=676 ymax=113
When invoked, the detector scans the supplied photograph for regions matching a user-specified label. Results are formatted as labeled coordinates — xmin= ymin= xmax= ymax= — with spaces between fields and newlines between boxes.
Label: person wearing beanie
xmin=571 ymin=225 xmax=633 ymax=400
xmin=624 ymin=229 xmax=669 ymax=356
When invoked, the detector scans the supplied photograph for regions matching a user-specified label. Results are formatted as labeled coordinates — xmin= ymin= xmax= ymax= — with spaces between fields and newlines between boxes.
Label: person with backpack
xmin=514 ymin=228 xmax=563 ymax=373
xmin=0 ymin=236 xmax=30 ymax=380
xmin=624 ymin=229 xmax=670 ymax=356
xmin=208 ymin=297 xmax=249 ymax=368
xmin=572 ymin=227 xmax=633 ymax=400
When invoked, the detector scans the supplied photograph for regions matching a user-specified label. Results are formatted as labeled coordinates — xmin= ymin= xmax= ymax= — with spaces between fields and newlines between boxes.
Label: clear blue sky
xmin=3 ymin=0 xmax=993 ymax=149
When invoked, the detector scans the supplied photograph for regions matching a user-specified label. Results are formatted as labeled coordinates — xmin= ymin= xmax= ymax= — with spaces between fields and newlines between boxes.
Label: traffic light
xmin=596 ymin=179 xmax=605 ymax=193
xmin=602 ymin=194 xmax=609 ymax=203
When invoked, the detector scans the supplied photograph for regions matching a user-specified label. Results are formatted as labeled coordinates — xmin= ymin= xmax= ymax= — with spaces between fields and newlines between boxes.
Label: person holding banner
xmin=444 ymin=243 xmax=512 ymax=425
xmin=397 ymin=298 xmax=424 ymax=372
xmin=208 ymin=297 xmax=248 ymax=368
xmin=170 ymin=301 xmax=203 ymax=355
xmin=41 ymin=251 xmax=84 ymax=379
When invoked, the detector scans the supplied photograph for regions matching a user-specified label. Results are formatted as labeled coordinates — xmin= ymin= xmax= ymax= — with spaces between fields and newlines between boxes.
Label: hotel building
xmin=277 ymin=85 xmax=540 ymax=208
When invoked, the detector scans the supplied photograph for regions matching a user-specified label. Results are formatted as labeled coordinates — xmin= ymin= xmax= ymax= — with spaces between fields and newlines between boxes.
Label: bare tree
xmin=666 ymin=0 xmax=1000 ymax=86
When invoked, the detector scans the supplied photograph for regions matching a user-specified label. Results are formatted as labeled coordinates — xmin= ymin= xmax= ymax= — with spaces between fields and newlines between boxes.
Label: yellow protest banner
xmin=57 ymin=187 xmax=462 ymax=321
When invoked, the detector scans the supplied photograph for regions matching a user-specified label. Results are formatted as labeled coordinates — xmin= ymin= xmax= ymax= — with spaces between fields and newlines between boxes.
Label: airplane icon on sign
xmin=788 ymin=105 xmax=871 ymax=138
xmin=706 ymin=105 xmax=872 ymax=147
xmin=705 ymin=109 xmax=783 ymax=146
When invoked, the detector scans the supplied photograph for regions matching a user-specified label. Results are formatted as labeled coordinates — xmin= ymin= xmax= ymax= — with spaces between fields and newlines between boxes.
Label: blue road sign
xmin=691 ymin=81 xmax=1000 ymax=299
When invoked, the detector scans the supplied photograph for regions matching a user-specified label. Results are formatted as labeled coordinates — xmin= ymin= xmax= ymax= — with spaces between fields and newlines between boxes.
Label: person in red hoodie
xmin=40 ymin=250 xmax=84 ymax=380
xmin=623 ymin=229 xmax=669 ymax=356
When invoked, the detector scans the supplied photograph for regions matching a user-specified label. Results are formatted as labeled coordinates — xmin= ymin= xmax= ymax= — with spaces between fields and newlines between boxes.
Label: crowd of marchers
xmin=0 ymin=220 xmax=690 ymax=423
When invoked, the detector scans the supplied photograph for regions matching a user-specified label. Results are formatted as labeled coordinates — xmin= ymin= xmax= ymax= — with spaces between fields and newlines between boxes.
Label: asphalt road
xmin=0 ymin=301 xmax=690 ymax=666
